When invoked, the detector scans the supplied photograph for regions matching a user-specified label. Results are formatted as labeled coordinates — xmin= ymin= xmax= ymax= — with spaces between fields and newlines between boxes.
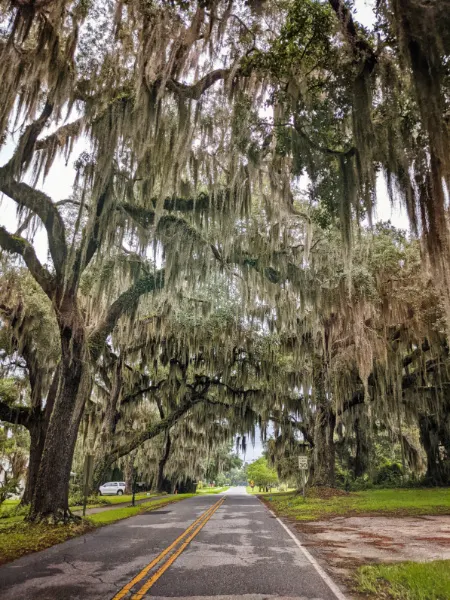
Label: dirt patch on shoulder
xmin=295 ymin=514 xmax=450 ymax=573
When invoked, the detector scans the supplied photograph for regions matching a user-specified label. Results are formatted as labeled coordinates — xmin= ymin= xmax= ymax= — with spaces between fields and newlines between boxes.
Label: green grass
xmin=0 ymin=494 xmax=193 ymax=565
xmin=1 ymin=492 xmax=161 ymax=518
xmin=70 ymin=491 xmax=161 ymax=511
xmin=95 ymin=491 xmax=160 ymax=505
xmin=196 ymin=486 xmax=229 ymax=494
xmin=0 ymin=519 xmax=93 ymax=565
xmin=261 ymin=487 xmax=450 ymax=521
xmin=356 ymin=560 xmax=450 ymax=600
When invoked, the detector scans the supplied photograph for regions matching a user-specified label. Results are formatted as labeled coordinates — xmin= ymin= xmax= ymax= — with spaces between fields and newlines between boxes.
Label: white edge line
xmin=259 ymin=499 xmax=348 ymax=600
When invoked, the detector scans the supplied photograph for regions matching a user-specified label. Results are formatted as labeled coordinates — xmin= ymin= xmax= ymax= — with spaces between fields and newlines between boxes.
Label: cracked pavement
xmin=0 ymin=488 xmax=345 ymax=600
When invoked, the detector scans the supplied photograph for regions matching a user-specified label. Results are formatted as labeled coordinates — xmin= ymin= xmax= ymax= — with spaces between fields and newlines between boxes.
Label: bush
xmin=0 ymin=477 xmax=20 ymax=505
xmin=0 ymin=502 xmax=29 ymax=519
xmin=373 ymin=462 xmax=403 ymax=486
xmin=68 ymin=493 xmax=107 ymax=507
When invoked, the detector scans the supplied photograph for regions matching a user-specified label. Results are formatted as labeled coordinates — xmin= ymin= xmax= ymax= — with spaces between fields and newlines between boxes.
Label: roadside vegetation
xmin=0 ymin=8 xmax=449 ymax=600
xmin=196 ymin=486 xmax=229 ymax=494
xmin=261 ymin=488 xmax=450 ymax=521
xmin=0 ymin=492 xmax=160 ymax=518
xmin=356 ymin=560 xmax=450 ymax=600
xmin=0 ymin=495 xmax=192 ymax=565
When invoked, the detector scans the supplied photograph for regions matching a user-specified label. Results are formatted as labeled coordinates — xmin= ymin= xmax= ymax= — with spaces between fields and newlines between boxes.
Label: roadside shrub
xmin=0 ymin=477 xmax=20 ymax=506
xmin=373 ymin=462 xmax=403 ymax=486
xmin=68 ymin=493 xmax=108 ymax=507
xmin=0 ymin=502 xmax=29 ymax=519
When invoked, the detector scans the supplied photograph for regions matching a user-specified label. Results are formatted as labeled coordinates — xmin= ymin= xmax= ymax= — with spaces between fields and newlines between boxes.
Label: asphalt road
xmin=0 ymin=487 xmax=346 ymax=600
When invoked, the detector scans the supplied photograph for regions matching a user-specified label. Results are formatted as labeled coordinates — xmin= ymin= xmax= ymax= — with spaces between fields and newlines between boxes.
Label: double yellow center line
xmin=112 ymin=496 xmax=225 ymax=600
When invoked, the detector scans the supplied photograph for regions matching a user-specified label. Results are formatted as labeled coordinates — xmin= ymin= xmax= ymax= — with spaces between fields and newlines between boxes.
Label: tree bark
xmin=29 ymin=308 xmax=89 ymax=522
xmin=353 ymin=415 xmax=370 ymax=479
xmin=123 ymin=455 xmax=134 ymax=494
xmin=419 ymin=413 xmax=450 ymax=485
xmin=156 ymin=433 xmax=171 ymax=493
xmin=310 ymin=368 xmax=336 ymax=487
xmin=21 ymin=419 xmax=46 ymax=505
xmin=21 ymin=367 xmax=59 ymax=506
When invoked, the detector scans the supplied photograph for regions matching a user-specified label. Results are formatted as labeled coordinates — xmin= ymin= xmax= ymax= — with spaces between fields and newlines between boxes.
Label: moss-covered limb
xmin=293 ymin=120 xmax=356 ymax=158
xmin=73 ymin=189 xmax=108 ymax=281
xmin=166 ymin=68 xmax=231 ymax=100
xmin=88 ymin=269 xmax=165 ymax=360
xmin=120 ymin=380 xmax=165 ymax=410
xmin=120 ymin=190 xmax=226 ymax=227
xmin=0 ymin=227 xmax=55 ymax=296
xmin=0 ymin=399 xmax=36 ymax=428
xmin=6 ymin=101 xmax=54 ymax=175
xmin=0 ymin=176 xmax=67 ymax=277
xmin=34 ymin=117 xmax=84 ymax=152
xmin=339 ymin=341 xmax=437 ymax=416
xmin=208 ymin=380 xmax=260 ymax=398
xmin=328 ymin=0 xmax=377 ymax=71
xmin=101 ymin=392 xmax=207 ymax=469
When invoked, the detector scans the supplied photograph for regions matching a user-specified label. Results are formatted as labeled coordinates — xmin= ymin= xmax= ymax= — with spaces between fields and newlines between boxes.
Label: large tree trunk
xmin=29 ymin=312 xmax=90 ymax=522
xmin=310 ymin=367 xmax=336 ymax=487
xmin=21 ymin=368 xmax=59 ymax=506
xmin=21 ymin=418 xmax=47 ymax=505
xmin=156 ymin=433 xmax=171 ymax=493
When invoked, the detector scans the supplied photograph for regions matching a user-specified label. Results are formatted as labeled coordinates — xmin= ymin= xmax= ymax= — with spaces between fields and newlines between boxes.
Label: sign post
xmin=297 ymin=445 xmax=309 ymax=497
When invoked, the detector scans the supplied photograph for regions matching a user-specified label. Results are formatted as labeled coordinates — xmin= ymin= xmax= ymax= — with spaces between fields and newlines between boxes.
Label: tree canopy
xmin=0 ymin=0 xmax=449 ymax=521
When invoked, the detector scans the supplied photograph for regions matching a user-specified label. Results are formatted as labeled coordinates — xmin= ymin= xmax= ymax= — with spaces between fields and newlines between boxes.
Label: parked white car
xmin=99 ymin=481 xmax=126 ymax=495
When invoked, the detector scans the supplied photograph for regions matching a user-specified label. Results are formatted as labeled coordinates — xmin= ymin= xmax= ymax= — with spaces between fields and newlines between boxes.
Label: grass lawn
xmin=0 ymin=492 xmax=161 ymax=517
xmin=0 ymin=494 xmax=193 ymax=565
xmin=356 ymin=560 xmax=450 ymax=600
xmin=260 ymin=487 xmax=450 ymax=521
xmin=70 ymin=491 xmax=161 ymax=511
xmin=196 ymin=486 xmax=229 ymax=494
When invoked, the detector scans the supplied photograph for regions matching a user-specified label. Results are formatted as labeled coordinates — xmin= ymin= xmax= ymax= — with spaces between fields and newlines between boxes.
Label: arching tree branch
xmin=0 ymin=227 xmax=55 ymax=296
xmin=166 ymin=68 xmax=231 ymax=100
xmin=89 ymin=269 xmax=165 ymax=360
xmin=0 ymin=175 xmax=67 ymax=276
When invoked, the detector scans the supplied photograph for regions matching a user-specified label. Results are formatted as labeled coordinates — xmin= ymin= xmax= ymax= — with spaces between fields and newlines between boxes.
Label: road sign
xmin=298 ymin=456 xmax=308 ymax=470
xmin=250 ymin=480 xmax=255 ymax=488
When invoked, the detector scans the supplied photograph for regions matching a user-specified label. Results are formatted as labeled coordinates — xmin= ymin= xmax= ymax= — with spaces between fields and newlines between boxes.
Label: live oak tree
xmin=0 ymin=0 xmax=261 ymax=521
xmin=1 ymin=0 xmax=450 ymax=521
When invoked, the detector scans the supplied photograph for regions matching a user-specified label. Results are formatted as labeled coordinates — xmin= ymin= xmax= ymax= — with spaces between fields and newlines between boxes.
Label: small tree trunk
xmin=92 ymin=456 xmax=111 ymax=492
xmin=91 ymin=358 xmax=123 ymax=493
xmin=311 ymin=403 xmax=336 ymax=486
xmin=123 ymin=456 xmax=134 ymax=494
xmin=310 ymin=366 xmax=336 ymax=487
xmin=156 ymin=433 xmax=171 ymax=493
xmin=419 ymin=414 xmax=447 ymax=484
xmin=353 ymin=415 xmax=370 ymax=479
